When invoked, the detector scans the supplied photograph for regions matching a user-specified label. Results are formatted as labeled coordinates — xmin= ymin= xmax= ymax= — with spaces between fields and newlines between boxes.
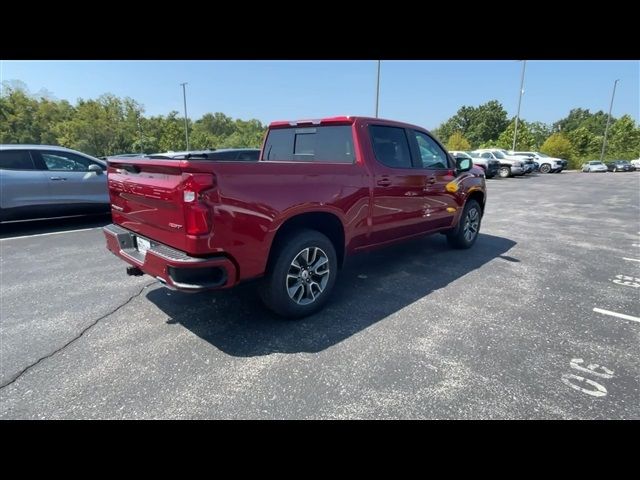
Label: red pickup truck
xmin=104 ymin=116 xmax=486 ymax=318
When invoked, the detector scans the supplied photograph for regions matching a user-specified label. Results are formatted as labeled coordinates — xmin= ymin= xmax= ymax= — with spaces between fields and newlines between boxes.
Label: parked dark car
xmin=148 ymin=148 xmax=260 ymax=161
xmin=450 ymin=151 xmax=499 ymax=178
xmin=606 ymin=160 xmax=634 ymax=172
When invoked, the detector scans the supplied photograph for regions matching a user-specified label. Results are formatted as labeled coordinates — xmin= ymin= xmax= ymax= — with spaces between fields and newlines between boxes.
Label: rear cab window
xmin=0 ymin=150 xmax=37 ymax=170
xmin=262 ymin=125 xmax=355 ymax=163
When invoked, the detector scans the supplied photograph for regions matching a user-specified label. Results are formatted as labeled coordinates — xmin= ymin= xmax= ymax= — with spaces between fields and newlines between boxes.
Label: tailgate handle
xmin=50 ymin=176 xmax=67 ymax=181
xmin=121 ymin=164 xmax=141 ymax=173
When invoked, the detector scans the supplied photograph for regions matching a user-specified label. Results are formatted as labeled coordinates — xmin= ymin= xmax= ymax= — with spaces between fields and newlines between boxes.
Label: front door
xmin=408 ymin=130 xmax=458 ymax=231
xmin=35 ymin=150 xmax=108 ymax=205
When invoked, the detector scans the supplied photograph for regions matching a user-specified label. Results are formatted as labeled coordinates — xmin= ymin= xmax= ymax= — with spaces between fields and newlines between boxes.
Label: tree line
xmin=433 ymin=100 xmax=640 ymax=168
xmin=0 ymin=81 xmax=266 ymax=157
xmin=1 ymin=81 xmax=639 ymax=169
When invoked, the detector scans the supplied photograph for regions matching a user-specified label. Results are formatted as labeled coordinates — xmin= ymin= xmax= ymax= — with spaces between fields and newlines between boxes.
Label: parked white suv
xmin=470 ymin=149 xmax=525 ymax=178
xmin=510 ymin=151 xmax=566 ymax=173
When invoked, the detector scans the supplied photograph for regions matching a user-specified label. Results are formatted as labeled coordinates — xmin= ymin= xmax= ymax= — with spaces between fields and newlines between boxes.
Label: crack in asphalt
xmin=0 ymin=281 xmax=156 ymax=391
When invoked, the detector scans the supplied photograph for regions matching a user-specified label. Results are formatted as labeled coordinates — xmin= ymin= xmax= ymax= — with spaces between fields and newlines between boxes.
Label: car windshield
xmin=492 ymin=151 xmax=506 ymax=159
xmin=589 ymin=161 xmax=603 ymax=165
xmin=467 ymin=152 xmax=482 ymax=158
xmin=616 ymin=160 xmax=629 ymax=164
xmin=536 ymin=152 xmax=549 ymax=158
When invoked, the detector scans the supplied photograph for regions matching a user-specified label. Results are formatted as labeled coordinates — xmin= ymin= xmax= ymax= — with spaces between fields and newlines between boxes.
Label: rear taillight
xmin=182 ymin=173 xmax=215 ymax=236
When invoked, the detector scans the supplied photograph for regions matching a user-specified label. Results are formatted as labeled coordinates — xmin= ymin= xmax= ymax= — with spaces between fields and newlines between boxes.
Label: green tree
xmin=541 ymin=133 xmax=574 ymax=165
xmin=434 ymin=100 xmax=509 ymax=147
xmin=496 ymin=120 xmax=535 ymax=150
xmin=446 ymin=131 xmax=471 ymax=150
xmin=529 ymin=121 xmax=551 ymax=149
xmin=553 ymin=108 xmax=612 ymax=136
xmin=606 ymin=115 xmax=640 ymax=160
xmin=566 ymin=126 xmax=601 ymax=162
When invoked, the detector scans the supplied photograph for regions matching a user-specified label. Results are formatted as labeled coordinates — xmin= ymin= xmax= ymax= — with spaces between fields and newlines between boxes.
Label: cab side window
xmin=412 ymin=131 xmax=450 ymax=169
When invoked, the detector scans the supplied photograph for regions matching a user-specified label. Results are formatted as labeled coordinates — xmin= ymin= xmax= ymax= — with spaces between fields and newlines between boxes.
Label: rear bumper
xmin=103 ymin=223 xmax=237 ymax=291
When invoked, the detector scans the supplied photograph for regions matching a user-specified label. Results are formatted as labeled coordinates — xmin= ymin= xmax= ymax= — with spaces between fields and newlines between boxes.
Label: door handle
xmin=377 ymin=179 xmax=392 ymax=187
xmin=427 ymin=177 xmax=437 ymax=184
xmin=50 ymin=176 xmax=67 ymax=181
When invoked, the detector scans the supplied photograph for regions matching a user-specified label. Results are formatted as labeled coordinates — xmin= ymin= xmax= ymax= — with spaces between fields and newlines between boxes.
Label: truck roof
xmin=268 ymin=116 xmax=429 ymax=131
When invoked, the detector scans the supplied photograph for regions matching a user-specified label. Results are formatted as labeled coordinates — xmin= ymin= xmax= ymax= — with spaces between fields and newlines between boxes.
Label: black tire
xmin=539 ymin=163 xmax=551 ymax=173
xmin=498 ymin=166 xmax=511 ymax=178
xmin=260 ymin=229 xmax=338 ymax=319
xmin=446 ymin=200 xmax=482 ymax=249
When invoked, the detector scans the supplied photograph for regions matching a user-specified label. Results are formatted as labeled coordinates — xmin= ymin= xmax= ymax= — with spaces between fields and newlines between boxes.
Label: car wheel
xmin=498 ymin=166 xmax=511 ymax=178
xmin=260 ymin=229 xmax=338 ymax=319
xmin=447 ymin=200 xmax=481 ymax=250
xmin=539 ymin=164 xmax=551 ymax=173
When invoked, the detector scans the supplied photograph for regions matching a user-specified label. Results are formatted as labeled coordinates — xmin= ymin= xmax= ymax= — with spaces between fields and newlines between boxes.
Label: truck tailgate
xmin=107 ymin=158 xmax=207 ymax=253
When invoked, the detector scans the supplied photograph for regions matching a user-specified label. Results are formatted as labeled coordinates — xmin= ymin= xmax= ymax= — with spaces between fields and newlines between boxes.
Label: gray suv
xmin=0 ymin=145 xmax=109 ymax=222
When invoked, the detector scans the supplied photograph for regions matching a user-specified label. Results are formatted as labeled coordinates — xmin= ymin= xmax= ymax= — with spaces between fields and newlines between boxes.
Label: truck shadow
xmin=146 ymin=233 xmax=516 ymax=357
xmin=0 ymin=213 xmax=111 ymax=240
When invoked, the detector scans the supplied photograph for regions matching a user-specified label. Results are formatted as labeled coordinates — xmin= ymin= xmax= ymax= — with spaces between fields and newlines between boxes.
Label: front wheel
xmin=260 ymin=229 xmax=338 ymax=319
xmin=447 ymin=200 xmax=481 ymax=249
xmin=498 ymin=166 xmax=511 ymax=178
xmin=539 ymin=164 xmax=551 ymax=173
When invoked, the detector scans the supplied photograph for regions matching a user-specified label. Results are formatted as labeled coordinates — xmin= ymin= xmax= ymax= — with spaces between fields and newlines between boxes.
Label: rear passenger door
xmin=0 ymin=150 xmax=50 ymax=209
xmin=367 ymin=125 xmax=432 ymax=243
xmin=34 ymin=150 xmax=108 ymax=205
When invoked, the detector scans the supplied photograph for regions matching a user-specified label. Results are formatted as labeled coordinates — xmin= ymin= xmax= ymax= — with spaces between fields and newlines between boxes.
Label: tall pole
xmin=137 ymin=114 xmax=143 ymax=155
xmin=180 ymin=82 xmax=190 ymax=151
xmin=512 ymin=60 xmax=527 ymax=151
xmin=375 ymin=60 xmax=381 ymax=118
xmin=600 ymin=79 xmax=619 ymax=162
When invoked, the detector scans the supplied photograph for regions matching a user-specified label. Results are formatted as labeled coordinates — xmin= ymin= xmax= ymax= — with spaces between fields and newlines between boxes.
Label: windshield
xmin=536 ymin=152 xmax=549 ymax=158
xmin=589 ymin=161 xmax=603 ymax=165
xmin=492 ymin=151 xmax=506 ymax=159
xmin=467 ymin=152 xmax=482 ymax=158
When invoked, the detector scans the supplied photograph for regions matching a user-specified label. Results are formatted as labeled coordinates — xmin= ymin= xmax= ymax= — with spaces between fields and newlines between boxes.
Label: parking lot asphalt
xmin=1 ymin=171 xmax=639 ymax=419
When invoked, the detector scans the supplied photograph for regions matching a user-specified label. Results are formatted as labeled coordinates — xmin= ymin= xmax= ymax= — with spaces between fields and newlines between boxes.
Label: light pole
xmin=375 ymin=60 xmax=381 ymax=118
xmin=600 ymin=79 xmax=619 ymax=162
xmin=512 ymin=60 xmax=527 ymax=151
xmin=137 ymin=113 xmax=143 ymax=155
xmin=180 ymin=82 xmax=190 ymax=151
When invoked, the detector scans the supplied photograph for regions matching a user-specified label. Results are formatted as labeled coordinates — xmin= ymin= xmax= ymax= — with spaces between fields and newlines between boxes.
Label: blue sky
xmin=2 ymin=60 xmax=638 ymax=130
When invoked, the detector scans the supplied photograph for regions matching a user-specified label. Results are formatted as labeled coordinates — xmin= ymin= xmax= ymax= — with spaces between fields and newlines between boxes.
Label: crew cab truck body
xmin=104 ymin=116 xmax=486 ymax=317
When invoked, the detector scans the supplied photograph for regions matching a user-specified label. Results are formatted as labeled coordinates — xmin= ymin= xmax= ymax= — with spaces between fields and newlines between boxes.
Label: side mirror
xmin=456 ymin=157 xmax=472 ymax=173
xmin=88 ymin=164 xmax=103 ymax=174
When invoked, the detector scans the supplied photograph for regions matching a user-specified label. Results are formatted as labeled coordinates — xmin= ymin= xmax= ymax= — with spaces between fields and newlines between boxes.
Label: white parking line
xmin=0 ymin=227 xmax=100 ymax=241
xmin=622 ymin=257 xmax=640 ymax=262
xmin=593 ymin=308 xmax=640 ymax=324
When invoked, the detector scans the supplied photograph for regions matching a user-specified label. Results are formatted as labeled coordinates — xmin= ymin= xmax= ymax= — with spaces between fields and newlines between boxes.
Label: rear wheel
xmin=260 ymin=229 xmax=338 ymax=319
xmin=447 ymin=200 xmax=481 ymax=249
xmin=539 ymin=163 xmax=551 ymax=173
xmin=498 ymin=166 xmax=511 ymax=178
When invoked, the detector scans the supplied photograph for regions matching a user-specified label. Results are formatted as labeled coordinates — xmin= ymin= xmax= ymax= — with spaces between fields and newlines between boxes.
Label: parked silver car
xmin=0 ymin=145 xmax=109 ymax=222
xmin=581 ymin=161 xmax=608 ymax=173
xmin=470 ymin=149 xmax=525 ymax=178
